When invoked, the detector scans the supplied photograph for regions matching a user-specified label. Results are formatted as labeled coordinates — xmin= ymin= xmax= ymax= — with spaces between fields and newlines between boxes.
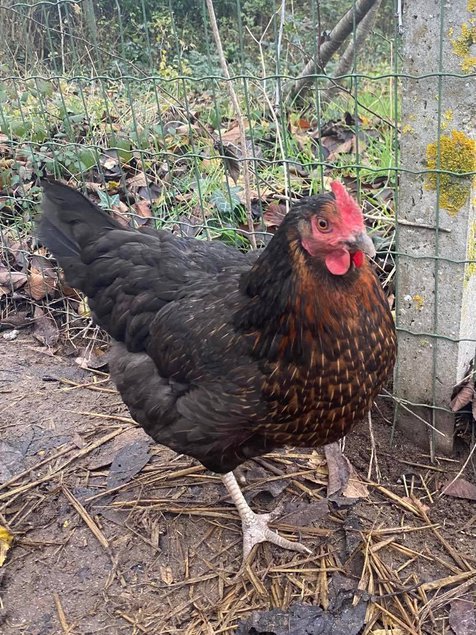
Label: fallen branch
xmin=283 ymin=0 xmax=379 ymax=103
xmin=322 ymin=0 xmax=383 ymax=106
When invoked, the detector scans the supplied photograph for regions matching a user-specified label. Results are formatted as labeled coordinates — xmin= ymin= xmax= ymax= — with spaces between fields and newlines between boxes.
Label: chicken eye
xmin=316 ymin=218 xmax=330 ymax=232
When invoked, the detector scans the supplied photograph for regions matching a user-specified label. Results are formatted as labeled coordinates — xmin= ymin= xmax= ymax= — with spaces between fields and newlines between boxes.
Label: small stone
xmin=2 ymin=329 xmax=19 ymax=341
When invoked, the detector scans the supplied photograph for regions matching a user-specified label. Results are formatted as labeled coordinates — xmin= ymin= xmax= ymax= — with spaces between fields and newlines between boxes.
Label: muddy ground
xmin=0 ymin=334 xmax=475 ymax=634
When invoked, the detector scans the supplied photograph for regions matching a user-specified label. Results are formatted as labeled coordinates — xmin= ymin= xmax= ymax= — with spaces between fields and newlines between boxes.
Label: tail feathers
xmin=38 ymin=214 xmax=81 ymax=259
xmin=38 ymin=179 xmax=121 ymax=261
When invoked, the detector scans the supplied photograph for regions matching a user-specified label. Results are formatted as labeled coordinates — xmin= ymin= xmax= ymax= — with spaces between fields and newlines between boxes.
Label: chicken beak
xmin=350 ymin=232 xmax=376 ymax=258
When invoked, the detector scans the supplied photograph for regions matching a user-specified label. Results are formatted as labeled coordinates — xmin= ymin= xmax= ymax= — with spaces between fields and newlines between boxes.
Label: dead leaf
xmin=107 ymin=439 xmax=151 ymax=488
xmin=0 ymin=311 xmax=32 ymax=331
xmin=32 ymin=306 xmax=59 ymax=348
xmin=88 ymin=428 xmax=148 ymax=470
xmin=72 ymin=433 xmax=86 ymax=449
xmin=75 ymin=347 xmax=109 ymax=370
xmin=132 ymin=199 xmax=152 ymax=222
xmin=296 ymin=118 xmax=311 ymax=130
xmin=160 ymin=565 xmax=174 ymax=585
xmin=236 ymin=599 xmax=367 ymax=635
xmin=221 ymin=120 xmax=249 ymax=144
xmin=137 ymin=183 xmax=161 ymax=202
xmin=215 ymin=141 xmax=240 ymax=184
xmin=101 ymin=150 xmax=120 ymax=172
xmin=281 ymin=500 xmax=329 ymax=527
xmin=401 ymin=496 xmax=430 ymax=514
xmin=0 ymin=441 xmax=24 ymax=480
xmin=449 ymin=598 xmax=476 ymax=635
xmin=451 ymin=382 xmax=475 ymax=412
xmin=442 ymin=477 xmax=476 ymax=501
xmin=126 ymin=173 xmax=148 ymax=189
xmin=0 ymin=526 xmax=13 ymax=567
xmin=111 ymin=201 xmax=130 ymax=227
xmin=0 ymin=269 xmax=27 ymax=290
xmin=325 ymin=443 xmax=368 ymax=501
xmin=25 ymin=266 xmax=57 ymax=300
xmin=245 ymin=466 xmax=289 ymax=500
xmin=263 ymin=202 xmax=286 ymax=229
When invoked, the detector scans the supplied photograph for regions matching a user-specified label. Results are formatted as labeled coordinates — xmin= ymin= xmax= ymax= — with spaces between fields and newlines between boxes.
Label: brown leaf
xmin=126 ymin=173 xmax=148 ymax=189
xmin=75 ymin=347 xmax=109 ymax=370
xmin=281 ymin=499 xmax=329 ymax=526
xmin=32 ymin=306 xmax=59 ymax=349
xmin=133 ymin=199 xmax=152 ymax=220
xmin=25 ymin=267 xmax=57 ymax=300
xmin=0 ymin=311 xmax=32 ymax=331
xmin=449 ymin=598 xmax=476 ymax=635
xmin=451 ymin=382 xmax=475 ymax=412
xmin=325 ymin=443 xmax=351 ymax=497
xmin=245 ymin=466 xmax=289 ymax=501
xmin=263 ymin=202 xmax=287 ymax=229
xmin=0 ymin=269 xmax=27 ymax=290
xmin=296 ymin=118 xmax=311 ymax=130
xmin=215 ymin=142 xmax=240 ymax=184
xmin=160 ymin=565 xmax=174 ymax=585
xmin=442 ymin=477 xmax=476 ymax=501
xmin=111 ymin=201 xmax=130 ymax=227
xmin=325 ymin=443 xmax=368 ymax=500
xmin=221 ymin=121 xmax=248 ymax=144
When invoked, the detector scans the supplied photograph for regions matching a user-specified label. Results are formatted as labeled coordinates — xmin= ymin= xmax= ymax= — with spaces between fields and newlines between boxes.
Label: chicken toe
xmin=221 ymin=472 xmax=311 ymax=561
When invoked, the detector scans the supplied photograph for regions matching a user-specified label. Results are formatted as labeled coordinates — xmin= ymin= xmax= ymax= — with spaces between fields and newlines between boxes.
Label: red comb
xmin=330 ymin=181 xmax=364 ymax=229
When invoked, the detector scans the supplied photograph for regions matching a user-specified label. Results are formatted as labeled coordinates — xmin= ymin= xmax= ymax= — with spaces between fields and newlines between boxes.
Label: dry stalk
xmin=205 ymin=0 xmax=256 ymax=249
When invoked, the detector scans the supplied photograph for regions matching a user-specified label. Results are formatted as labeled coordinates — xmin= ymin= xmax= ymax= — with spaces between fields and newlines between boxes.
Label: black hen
xmin=38 ymin=179 xmax=396 ymax=560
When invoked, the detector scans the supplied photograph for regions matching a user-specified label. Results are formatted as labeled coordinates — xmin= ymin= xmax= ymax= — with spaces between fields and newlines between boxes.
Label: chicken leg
xmin=221 ymin=471 xmax=311 ymax=561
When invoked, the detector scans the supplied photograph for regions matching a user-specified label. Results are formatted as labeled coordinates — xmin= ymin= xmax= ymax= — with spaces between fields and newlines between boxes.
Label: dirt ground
xmin=0 ymin=334 xmax=475 ymax=635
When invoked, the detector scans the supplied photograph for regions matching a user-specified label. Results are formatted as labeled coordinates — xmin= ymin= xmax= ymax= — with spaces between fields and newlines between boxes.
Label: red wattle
xmin=352 ymin=251 xmax=364 ymax=268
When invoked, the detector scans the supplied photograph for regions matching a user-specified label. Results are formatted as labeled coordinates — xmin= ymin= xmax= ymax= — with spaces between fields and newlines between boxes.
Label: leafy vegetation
xmin=0 ymin=0 xmax=398 ymax=338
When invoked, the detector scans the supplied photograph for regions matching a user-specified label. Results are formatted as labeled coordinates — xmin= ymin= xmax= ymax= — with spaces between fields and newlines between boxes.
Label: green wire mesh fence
xmin=0 ymin=0 xmax=474 ymax=450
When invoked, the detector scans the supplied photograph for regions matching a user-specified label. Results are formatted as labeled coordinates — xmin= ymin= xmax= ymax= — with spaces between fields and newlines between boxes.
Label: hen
xmin=38 ymin=180 xmax=396 ymax=560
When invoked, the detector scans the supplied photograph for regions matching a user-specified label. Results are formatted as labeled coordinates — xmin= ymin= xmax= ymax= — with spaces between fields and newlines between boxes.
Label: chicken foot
xmin=221 ymin=471 xmax=311 ymax=561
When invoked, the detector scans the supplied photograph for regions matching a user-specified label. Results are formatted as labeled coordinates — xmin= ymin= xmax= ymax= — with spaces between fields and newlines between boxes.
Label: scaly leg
xmin=221 ymin=471 xmax=312 ymax=561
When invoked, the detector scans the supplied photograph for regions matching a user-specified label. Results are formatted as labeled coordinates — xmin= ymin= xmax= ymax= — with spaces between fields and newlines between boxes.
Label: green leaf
xmin=210 ymin=187 xmax=241 ymax=214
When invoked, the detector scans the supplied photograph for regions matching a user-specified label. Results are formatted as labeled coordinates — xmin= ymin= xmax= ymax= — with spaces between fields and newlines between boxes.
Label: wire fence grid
xmin=0 ymin=0 xmax=474 ymax=445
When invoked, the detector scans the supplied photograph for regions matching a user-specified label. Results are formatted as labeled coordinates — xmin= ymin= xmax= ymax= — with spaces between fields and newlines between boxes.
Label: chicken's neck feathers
xmin=234 ymin=230 xmax=378 ymax=364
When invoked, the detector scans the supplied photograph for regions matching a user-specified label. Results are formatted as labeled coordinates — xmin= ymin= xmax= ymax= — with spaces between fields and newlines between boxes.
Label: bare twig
xmin=245 ymin=23 xmax=290 ymax=213
xmin=367 ymin=410 xmax=381 ymax=482
xmin=205 ymin=0 xmax=256 ymax=249
xmin=62 ymin=485 xmax=110 ymax=551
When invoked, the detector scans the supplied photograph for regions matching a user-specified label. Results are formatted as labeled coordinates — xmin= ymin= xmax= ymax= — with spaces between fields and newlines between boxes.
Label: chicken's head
xmin=294 ymin=181 xmax=375 ymax=276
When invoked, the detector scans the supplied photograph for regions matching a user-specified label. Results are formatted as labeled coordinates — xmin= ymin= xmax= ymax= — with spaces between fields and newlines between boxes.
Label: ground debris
xmin=449 ymin=597 xmax=476 ymax=635
xmin=236 ymin=595 xmax=367 ymax=635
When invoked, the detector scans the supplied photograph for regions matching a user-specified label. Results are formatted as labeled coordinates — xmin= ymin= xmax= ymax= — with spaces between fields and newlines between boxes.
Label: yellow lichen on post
xmin=441 ymin=109 xmax=454 ymax=131
xmin=468 ymin=0 xmax=476 ymax=13
xmin=450 ymin=21 xmax=476 ymax=72
xmin=425 ymin=130 xmax=476 ymax=215
xmin=465 ymin=220 xmax=476 ymax=284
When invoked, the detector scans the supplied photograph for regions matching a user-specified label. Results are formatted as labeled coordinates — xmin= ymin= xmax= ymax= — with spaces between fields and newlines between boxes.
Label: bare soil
xmin=0 ymin=334 xmax=475 ymax=635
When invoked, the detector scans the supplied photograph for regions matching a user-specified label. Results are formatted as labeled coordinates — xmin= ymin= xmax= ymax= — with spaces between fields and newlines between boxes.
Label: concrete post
xmin=394 ymin=0 xmax=476 ymax=453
